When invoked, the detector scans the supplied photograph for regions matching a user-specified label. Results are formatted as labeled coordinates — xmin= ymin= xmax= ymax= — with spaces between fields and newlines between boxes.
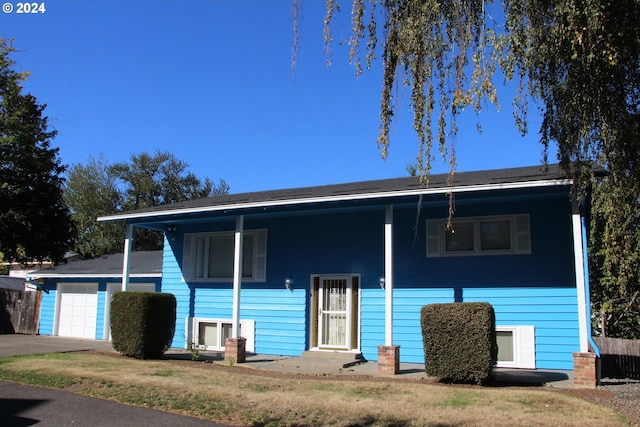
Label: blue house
xmin=33 ymin=251 xmax=162 ymax=340
xmin=45 ymin=164 xmax=596 ymax=372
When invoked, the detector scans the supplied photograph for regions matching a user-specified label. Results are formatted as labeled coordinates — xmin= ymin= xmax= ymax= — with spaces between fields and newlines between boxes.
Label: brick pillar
xmin=225 ymin=337 xmax=246 ymax=364
xmin=573 ymin=352 xmax=597 ymax=388
xmin=378 ymin=345 xmax=400 ymax=375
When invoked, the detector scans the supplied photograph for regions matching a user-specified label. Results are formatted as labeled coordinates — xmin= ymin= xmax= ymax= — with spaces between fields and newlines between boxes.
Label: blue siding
xmin=39 ymin=287 xmax=56 ymax=335
xmin=158 ymin=188 xmax=582 ymax=370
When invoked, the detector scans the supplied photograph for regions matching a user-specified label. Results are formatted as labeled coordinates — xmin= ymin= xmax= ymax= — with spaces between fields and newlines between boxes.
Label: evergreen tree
xmin=0 ymin=39 xmax=74 ymax=263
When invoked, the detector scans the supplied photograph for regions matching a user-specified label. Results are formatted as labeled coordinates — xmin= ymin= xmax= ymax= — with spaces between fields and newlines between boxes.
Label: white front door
xmin=318 ymin=276 xmax=351 ymax=350
xmin=57 ymin=283 xmax=98 ymax=338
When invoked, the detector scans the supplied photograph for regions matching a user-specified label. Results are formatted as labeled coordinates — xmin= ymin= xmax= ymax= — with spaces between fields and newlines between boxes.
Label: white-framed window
xmin=183 ymin=229 xmax=267 ymax=282
xmin=496 ymin=325 xmax=536 ymax=369
xmin=426 ymin=214 xmax=531 ymax=257
xmin=186 ymin=317 xmax=255 ymax=353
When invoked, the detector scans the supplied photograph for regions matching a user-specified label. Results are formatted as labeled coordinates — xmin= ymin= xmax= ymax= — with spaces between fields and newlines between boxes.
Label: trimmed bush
xmin=110 ymin=291 xmax=176 ymax=359
xmin=421 ymin=302 xmax=497 ymax=384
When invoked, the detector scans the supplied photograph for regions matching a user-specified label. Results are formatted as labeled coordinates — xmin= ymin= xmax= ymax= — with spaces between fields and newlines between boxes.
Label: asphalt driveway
xmin=0 ymin=334 xmax=226 ymax=426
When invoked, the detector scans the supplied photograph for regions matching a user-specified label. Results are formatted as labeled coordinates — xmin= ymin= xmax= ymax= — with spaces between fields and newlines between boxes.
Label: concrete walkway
xmin=0 ymin=334 xmax=575 ymax=388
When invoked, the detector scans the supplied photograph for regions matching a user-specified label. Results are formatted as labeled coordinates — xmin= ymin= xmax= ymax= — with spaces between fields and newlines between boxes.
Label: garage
xmin=56 ymin=283 xmax=98 ymax=338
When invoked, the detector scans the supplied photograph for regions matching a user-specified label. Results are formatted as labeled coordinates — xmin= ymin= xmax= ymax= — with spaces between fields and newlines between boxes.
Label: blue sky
xmin=2 ymin=1 xmax=553 ymax=194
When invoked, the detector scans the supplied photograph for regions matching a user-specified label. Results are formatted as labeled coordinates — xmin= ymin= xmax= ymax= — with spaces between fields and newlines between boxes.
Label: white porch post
xmin=232 ymin=215 xmax=244 ymax=339
xmin=378 ymin=204 xmax=399 ymax=375
xmin=384 ymin=205 xmax=393 ymax=345
xmin=121 ymin=224 xmax=134 ymax=291
xmin=571 ymin=203 xmax=589 ymax=353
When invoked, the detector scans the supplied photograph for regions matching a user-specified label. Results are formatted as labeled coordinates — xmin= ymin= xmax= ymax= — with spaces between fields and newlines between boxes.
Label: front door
xmin=312 ymin=275 xmax=359 ymax=351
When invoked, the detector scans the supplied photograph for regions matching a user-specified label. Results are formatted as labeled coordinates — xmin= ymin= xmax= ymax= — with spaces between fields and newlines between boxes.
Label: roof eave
xmin=97 ymin=178 xmax=572 ymax=223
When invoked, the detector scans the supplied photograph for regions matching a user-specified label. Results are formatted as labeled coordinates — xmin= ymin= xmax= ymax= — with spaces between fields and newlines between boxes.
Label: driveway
xmin=0 ymin=335 xmax=226 ymax=426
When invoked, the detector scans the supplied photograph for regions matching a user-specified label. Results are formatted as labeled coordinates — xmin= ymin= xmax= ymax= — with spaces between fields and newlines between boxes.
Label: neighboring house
xmin=93 ymin=164 xmax=597 ymax=371
xmin=0 ymin=276 xmax=39 ymax=334
xmin=33 ymin=251 xmax=162 ymax=340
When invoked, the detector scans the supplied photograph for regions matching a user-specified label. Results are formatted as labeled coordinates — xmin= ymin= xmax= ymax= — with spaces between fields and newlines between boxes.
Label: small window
xmin=427 ymin=215 xmax=530 ymax=257
xmin=496 ymin=326 xmax=536 ymax=369
xmin=184 ymin=229 xmax=267 ymax=282
xmin=189 ymin=318 xmax=255 ymax=352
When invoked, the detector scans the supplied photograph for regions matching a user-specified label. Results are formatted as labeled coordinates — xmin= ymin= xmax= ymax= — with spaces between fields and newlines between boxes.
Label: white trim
xmin=311 ymin=273 xmax=361 ymax=352
xmin=188 ymin=317 xmax=255 ymax=353
xmin=31 ymin=273 xmax=161 ymax=279
xmin=496 ymin=325 xmax=536 ymax=369
xmin=572 ymin=211 xmax=590 ymax=353
xmin=183 ymin=229 xmax=267 ymax=282
xmin=427 ymin=214 xmax=531 ymax=257
xmin=98 ymin=179 xmax=570 ymax=222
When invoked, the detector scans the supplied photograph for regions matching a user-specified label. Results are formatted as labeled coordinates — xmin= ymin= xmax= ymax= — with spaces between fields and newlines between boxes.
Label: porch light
xmin=379 ymin=276 xmax=385 ymax=289
xmin=285 ymin=277 xmax=292 ymax=291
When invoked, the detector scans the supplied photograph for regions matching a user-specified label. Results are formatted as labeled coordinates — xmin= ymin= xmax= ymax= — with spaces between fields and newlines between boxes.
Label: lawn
xmin=0 ymin=352 xmax=630 ymax=426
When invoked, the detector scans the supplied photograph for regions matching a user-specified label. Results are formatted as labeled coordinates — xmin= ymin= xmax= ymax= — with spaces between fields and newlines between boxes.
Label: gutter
xmin=97 ymin=178 xmax=571 ymax=223
xmin=581 ymin=215 xmax=601 ymax=358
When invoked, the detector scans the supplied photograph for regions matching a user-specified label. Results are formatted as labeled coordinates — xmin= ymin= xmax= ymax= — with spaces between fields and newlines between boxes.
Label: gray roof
xmin=99 ymin=164 xmax=583 ymax=222
xmin=30 ymin=251 xmax=162 ymax=278
xmin=0 ymin=276 xmax=26 ymax=291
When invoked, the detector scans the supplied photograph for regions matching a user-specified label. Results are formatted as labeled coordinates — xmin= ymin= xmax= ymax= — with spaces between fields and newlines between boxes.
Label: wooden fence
xmin=0 ymin=288 xmax=41 ymax=335
xmin=593 ymin=336 xmax=640 ymax=380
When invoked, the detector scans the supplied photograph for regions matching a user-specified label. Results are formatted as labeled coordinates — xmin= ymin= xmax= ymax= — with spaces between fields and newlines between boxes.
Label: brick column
xmin=573 ymin=352 xmax=597 ymax=388
xmin=225 ymin=337 xmax=246 ymax=364
xmin=378 ymin=345 xmax=400 ymax=375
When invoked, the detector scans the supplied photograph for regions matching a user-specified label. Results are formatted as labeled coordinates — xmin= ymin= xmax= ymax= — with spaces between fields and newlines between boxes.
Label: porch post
xmin=232 ymin=215 xmax=244 ymax=339
xmin=378 ymin=204 xmax=400 ymax=375
xmin=226 ymin=214 xmax=246 ymax=363
xmin=571 ymin=203 xmax=589 ymax=353
xmin=121 ymin=224 xmax=134 ymax=291
xmin=384 ymin=205 xmax=393 ymax=345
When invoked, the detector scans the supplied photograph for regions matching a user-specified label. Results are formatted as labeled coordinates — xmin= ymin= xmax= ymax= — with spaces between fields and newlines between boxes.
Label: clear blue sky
xmin=2 ymin=0 xmax=553 ymax=194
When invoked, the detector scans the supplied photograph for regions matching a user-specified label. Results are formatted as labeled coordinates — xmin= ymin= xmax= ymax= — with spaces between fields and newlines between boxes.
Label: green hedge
xmin=110 ymin=291 xmax=176 ymax=359
xmin=421 ymin=302 xmax=497 ymax=384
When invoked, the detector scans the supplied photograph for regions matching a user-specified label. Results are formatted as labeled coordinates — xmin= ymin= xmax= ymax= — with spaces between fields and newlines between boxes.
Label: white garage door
xmin=57 ymin=283 xmax=98 ymax=338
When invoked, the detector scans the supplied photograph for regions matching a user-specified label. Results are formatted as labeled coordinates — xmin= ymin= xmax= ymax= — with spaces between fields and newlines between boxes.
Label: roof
xmin=98 ymin=164 xmax=579 ymax=222
xmin=0 ymin=276 xmax=25 ymax=291
xmin=29 ymin=251 xmax=162 ymax=278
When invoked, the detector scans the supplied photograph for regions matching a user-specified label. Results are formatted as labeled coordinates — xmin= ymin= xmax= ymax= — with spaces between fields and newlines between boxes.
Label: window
xmin=496 ymin=326 xmax=536 ymax=369
xmin=183 ymin=229 xmax=266 ymax=282
xmin=189 ymin=318 xmax=255 ymax=352
xmin=427 ymin=214 xmax=530 ymax=257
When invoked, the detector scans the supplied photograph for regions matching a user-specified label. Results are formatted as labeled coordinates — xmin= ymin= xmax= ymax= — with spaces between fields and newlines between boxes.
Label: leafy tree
xmin=0 ymin=38 xmax=74 ymax=263
xmin=64 ymin=155 xmax=124 ymax=258
xmin=65 ymin=151 xmax=229 ymax=255
xmin=292 ymin=0 xmax=640 ymax=338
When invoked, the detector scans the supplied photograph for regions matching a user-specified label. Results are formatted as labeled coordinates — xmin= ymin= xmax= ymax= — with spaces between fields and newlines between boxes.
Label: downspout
xmin=581 ymin=213 xmax=601 ymax=358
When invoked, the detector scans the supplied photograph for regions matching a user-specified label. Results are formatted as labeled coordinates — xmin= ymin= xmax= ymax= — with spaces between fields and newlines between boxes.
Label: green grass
xmin=0 ymin=353 xmax=630 ymax=427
